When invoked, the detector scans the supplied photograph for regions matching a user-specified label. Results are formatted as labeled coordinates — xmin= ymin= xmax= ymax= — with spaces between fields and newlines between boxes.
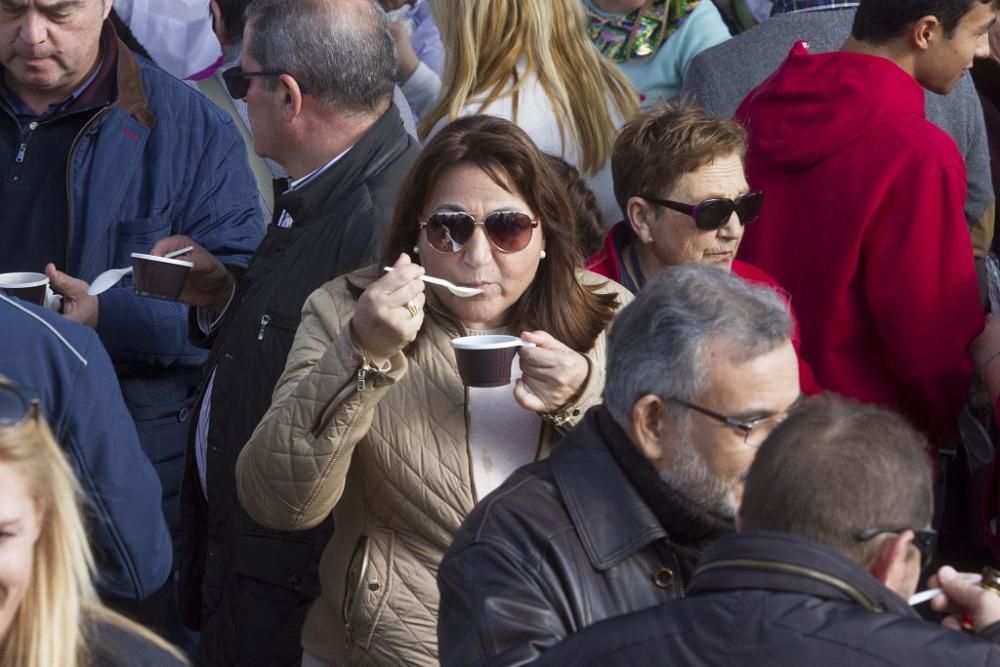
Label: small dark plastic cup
xmin=0 ymin=272 xmax=48 ymax=306
xmin=451 ymin=335 xmax=533 ymax=388
xmin=131 ymin=253 xmax=193 ymax=301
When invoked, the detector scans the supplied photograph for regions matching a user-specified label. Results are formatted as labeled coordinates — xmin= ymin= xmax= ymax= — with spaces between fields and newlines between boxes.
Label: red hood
xmin=735 ymin=42 xmax=926 ymax=170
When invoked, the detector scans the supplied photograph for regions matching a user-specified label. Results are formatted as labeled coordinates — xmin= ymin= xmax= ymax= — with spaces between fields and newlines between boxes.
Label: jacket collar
xmin=275 ymin=104 xmax=410 ymax=226
xmin=112 ymin=23 xmax=155 ymax=129
xmin=549 ymin=406 xmax=668 ymax=570
xmin=690 ymin=531 xmax=917 ymax=616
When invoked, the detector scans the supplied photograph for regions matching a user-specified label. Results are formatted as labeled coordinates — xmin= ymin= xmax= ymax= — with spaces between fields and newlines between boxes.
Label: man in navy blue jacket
xmin=0 ymin=293 xmax=171 ymax=602
xmin=0 ymin=0 xmax=264 ymax=553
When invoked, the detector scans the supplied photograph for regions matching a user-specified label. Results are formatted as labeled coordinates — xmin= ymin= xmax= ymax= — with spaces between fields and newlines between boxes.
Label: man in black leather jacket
xmin=535 ymin=396 xmax=1000 ymax=666
xmin=437 ymin=264 xmax=803 ymax=666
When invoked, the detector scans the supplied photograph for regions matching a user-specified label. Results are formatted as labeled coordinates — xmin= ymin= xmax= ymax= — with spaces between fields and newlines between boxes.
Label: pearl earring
xmin=540 ymin=250 xmax=547 ymax=259
xmin=412 ymin=245 xmax=419 ymax=255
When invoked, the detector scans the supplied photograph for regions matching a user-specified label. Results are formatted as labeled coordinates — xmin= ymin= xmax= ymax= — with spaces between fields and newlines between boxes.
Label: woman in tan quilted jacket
xmin=235 ymin=116 xmax=632 ymax=666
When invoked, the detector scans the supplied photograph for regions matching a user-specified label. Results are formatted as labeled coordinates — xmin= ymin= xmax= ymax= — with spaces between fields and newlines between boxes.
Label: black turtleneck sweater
xmin=595 ymin=405 xmax=734 ymax=552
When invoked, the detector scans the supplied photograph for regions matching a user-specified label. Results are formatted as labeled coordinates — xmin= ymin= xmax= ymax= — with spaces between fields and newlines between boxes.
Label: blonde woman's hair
xmin=0 ymin=414 xmax=186 ymax=667
xmin=420 ymin=0 xmax=638 ymax=174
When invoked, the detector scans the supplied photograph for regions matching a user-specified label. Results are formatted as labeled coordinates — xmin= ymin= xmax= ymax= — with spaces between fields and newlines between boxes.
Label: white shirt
xmin=467 ymin=354 xmax=542 ymax=500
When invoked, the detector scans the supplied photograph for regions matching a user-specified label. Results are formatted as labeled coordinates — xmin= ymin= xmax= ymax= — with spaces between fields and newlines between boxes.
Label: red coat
xmin=587 ymin=221 xmax=822 ymax=395
xmin=735 ymin=42 xmax=984 ymax=438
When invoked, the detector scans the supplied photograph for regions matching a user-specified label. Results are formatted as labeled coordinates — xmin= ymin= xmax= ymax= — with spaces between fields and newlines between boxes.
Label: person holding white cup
xmin=235 ymin=115 xmax=631 ymax=666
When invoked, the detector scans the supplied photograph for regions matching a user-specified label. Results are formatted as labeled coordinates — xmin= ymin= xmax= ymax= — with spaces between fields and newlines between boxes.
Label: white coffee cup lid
xmin=451 ymin=334 xmax=535 ymax=350
xmin=0 ymin=272 xmax=49 ymax=287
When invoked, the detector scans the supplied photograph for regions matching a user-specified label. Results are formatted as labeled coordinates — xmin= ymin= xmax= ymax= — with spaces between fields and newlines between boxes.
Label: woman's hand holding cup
xmin=350 ymin=254 xmax=425 ymax=367
xmin=514 ymin=331 xmax=589 ymax=414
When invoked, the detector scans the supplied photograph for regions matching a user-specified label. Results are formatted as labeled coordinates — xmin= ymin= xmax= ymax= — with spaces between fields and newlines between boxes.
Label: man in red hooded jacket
xmin=736 ymin=0 xmax=996 ymax=441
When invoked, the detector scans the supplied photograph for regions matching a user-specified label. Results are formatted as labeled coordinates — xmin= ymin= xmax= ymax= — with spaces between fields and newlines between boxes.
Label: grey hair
xmin=604 ymin=264 xmax=794 ymax=427
xmin=246 ymin=0 xmax=396 ymax=113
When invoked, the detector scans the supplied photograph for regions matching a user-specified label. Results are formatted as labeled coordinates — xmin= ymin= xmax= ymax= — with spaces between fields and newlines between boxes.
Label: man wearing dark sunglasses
xmin=147 ymin=0 xmax=419 ymax=664
xmin=587 ymin=99 xmax=821 ymax=395
xmin=534 ymin=396 xmax=1000 ymax=667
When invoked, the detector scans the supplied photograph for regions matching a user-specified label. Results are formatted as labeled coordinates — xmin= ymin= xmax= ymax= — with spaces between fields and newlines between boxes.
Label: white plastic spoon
xmin=382 ymin=266 xmax=484 ymax=297
xmin=87 ymin=246 xmax=194 ymax=296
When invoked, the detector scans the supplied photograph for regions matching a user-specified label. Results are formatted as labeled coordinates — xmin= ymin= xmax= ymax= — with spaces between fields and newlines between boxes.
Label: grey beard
xmin=658 ymin=421 xmax=740 ymax=520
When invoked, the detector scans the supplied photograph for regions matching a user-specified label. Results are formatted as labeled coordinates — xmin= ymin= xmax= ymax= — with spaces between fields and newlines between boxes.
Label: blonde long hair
xmin=0 ymin=414 xmax=186 ymax=667
xmin=419 ymin=0 xmax=639 ymax=174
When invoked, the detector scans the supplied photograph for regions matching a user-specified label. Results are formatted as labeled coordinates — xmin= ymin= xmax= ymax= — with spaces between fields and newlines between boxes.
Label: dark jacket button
xmin=178 ymin=406 xmax=191 ymax=422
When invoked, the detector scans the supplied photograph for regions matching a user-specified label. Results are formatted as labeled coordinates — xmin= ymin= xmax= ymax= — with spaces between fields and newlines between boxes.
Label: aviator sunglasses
xmin=641 ymin=190 xmax=764 ymax=231
xmin=222 ymin=66 xmax=310 ymax=100
xmin=420 ymin=210 xmax=539 ymax=254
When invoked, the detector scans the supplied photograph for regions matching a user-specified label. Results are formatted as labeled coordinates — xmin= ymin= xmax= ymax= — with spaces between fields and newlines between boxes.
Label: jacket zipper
xmin=343 ymin=536 xmax=371 ymax=650
xmin=256 ymin=312 xmax=301 ymax=341
xmin=694 ymin=558 xmax=885 ymax=613
xmin=10 ymin=121 xmax=36 ymax=183
xmin=65 ymin=105 xmax=113 ymax=271
xmin=257 ymin=314 xmax=271 ymax=340
xmin=672 ymin=551 xmax=687 ymax=597
xmin=423 ymin=302 xmax=483 ymax=505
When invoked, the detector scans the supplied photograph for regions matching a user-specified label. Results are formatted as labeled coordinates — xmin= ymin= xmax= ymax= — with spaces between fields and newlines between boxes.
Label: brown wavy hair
xmin=382 ymin=115 xmax=620 ymax=352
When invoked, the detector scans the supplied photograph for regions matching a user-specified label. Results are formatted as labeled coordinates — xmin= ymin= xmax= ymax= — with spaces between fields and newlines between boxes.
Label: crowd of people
xmin=4 ymin=0 xmax=1000 ymax=665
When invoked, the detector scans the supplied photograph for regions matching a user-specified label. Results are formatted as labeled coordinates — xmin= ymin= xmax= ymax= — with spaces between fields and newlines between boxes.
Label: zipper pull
xmin=257 ymin=314 xmax=271 ymax=341
xmin=15 ymin=143 xmax=26 ymax=163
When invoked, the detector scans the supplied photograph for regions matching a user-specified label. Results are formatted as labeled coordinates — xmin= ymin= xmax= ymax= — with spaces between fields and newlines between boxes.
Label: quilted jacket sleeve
xmin=236 ymin=281 xmax=407 ymax=531
xmin=545 ymin=275 xmax=633 ymax=433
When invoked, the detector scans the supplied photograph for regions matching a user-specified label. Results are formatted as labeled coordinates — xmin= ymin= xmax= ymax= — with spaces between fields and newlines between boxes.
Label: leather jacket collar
xmin=549 ymin=407 xmax=668 ymax=570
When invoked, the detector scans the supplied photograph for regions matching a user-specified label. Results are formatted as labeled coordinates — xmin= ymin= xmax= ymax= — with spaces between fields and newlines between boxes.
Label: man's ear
xmin=209 ymin=0 xmax=226 ymax=45
xmin=278 ymin=73 xmax=305 ymax=123
xmin=103 ymin=0 xmax=115 ymax=21
xmin=626 ymin=196 xmax=657 ymax=246
xmin=911 ymin=15 xmax=942 ymax=51
xmin=867 ymin=531 xmax=915 ymax=594
xmin=631 ymin=395 xmax=669 ymax=467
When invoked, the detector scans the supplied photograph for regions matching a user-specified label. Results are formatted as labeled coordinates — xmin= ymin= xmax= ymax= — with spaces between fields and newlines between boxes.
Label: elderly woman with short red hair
xmin=588 ymin=100 xmax=820 ymax=394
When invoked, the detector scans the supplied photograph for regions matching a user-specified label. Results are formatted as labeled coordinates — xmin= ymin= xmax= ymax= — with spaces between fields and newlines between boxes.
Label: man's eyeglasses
xmin=641 ymin=191 xmax=764 ymax=231
xmin=856 ymin=527 xmax=938 ymax=571
xmin=222 ymin=66 xmax=309 ymax=100
xmin=420 ymin=210 xmax=539 ymax=254
xmin=666 ymin=395 xmax=800 ymax=447
xmin=0 ymin=383 xmax=39 ymax=429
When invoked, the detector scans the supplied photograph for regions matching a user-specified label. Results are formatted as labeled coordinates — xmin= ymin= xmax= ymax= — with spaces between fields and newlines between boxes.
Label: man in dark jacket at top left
xmin=150 ymin=0 xmax=419 ymax=663
xmin=0 ymin=0 xmax=264 ymax=571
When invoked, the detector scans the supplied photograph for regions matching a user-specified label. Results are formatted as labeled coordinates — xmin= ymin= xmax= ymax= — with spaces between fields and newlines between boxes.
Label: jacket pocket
xmin=342 ymin=527 xmax=396 ymax=652
xmin=254 ymin=312 xmax=300 ymax=343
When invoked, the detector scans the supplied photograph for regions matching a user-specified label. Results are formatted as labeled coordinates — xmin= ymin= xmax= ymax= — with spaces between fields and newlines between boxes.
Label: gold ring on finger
xmin=406 ymin=299 xmax=419 ymax=318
